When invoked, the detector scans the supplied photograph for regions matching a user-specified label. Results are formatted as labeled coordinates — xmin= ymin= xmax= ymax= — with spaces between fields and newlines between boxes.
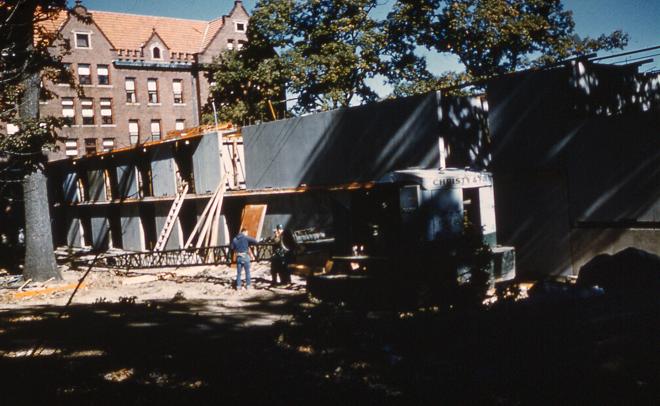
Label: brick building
xmin=40 ymin=1 xmax=249 ymax=159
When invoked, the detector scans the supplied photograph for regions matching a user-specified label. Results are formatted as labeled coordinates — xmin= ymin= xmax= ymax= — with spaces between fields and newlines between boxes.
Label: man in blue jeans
xmin=230 ymin=228 xmax=258 ymax=289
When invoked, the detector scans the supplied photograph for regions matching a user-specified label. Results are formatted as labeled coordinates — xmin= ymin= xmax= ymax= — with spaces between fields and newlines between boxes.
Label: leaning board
xmin=239 ymin=204 xmax=267 ymax=240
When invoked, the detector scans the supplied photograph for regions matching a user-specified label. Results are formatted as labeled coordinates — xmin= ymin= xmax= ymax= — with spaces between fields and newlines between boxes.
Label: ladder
xmin=154 ymin=182 xmax=189 ymax=251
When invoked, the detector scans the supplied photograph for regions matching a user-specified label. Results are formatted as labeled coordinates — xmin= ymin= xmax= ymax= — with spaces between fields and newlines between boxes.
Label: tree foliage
xmin=386 ymin=0 xmax=629 ymax=93
xmin=204 ymin=27 xmax=287 ymax=125
xmin=210 ymin=0 xmax=630 ymax=118
xmin=1 ymin=0 xmax=82 ymax=168
xmin=206 ymin=0 xmax=387 ymax=123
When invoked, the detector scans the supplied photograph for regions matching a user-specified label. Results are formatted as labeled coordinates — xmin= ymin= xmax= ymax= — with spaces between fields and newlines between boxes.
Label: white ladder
xmin=154 ymin=182 xmax=189 ymax=251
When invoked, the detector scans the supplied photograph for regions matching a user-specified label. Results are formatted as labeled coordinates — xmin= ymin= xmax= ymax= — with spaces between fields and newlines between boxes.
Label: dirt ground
xmin=0 ymin=263 xmax=657 ymax=405
xmin=0 ymin=262 xmax=306 ymax=323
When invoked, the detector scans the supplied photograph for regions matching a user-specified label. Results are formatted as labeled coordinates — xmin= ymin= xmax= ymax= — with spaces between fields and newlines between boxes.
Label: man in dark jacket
xmin=231 ymin=228 xmax=258 ymax=289
xmin=270 ymin=224 xmax=292 ymax=285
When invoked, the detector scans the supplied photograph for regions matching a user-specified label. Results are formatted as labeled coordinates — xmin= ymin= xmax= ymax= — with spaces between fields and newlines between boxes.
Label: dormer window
xmin=152 ymin=46 xmax=161 ymax=60
xmin=234 ymin=21 xmax=247 ymax=33
xmin=75 ymin=32 xmax=91 ymax=49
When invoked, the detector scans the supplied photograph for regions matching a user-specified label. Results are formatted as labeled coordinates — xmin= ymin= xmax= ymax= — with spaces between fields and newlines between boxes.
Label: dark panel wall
xmin=90 ymin=208 xmax=110 ymax=250
xmin=192 ymin=132 xmax=222 ymax=194
xmin=116 ymin=161 xmax=138 ymax=199
xmin=487 ymin=62 xmax=660 ymax=277
xmin=87 ymin=169 xmax=106 ymax=202
xmin=242 ymin=92 xmax=447 ymax=189
xmin=63 ymin=172 xmax=79 ymax=203
xmin=151 ymin=145 xmax=177 ymax=197
xmin=120 ymin=205 xmax=143 ymax=251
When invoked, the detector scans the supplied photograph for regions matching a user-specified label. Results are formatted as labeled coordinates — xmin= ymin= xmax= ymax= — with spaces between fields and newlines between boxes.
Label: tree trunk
xmin=23 ymin=167 xmax=60 ymax=281
xmin=19 ymin=69 xmax=61 ymax=281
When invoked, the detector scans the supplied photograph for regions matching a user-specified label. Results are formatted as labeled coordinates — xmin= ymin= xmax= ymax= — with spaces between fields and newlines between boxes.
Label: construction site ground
xmin=0 ymin=263 xmax=657 ymax=405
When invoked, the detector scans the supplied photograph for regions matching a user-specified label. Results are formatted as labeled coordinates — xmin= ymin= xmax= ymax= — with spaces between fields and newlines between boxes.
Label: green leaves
xmin=386 ymin=0 xmax=629 ymax=91
xmin=1 ymin=0 xmax=74 ymax=171
xmin=207 ymin=0 xmax=630 ymax=119
xmin=206 ymin=0 xmax=387 ymax=123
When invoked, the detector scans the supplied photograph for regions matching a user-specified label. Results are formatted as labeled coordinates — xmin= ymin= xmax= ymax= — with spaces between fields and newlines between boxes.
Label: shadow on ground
xmin=1 ymin=290 xmax=658 ymax=405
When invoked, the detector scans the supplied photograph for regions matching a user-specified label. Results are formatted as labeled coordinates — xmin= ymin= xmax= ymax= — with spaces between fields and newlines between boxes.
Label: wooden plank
xmin=196 ymin=180 xmax=226 ymax=248
xmin=12 ymin=283 xmax=84 ymax=299
xmin=239 ymin=204 xmax=267 ymax=240
xmin=184 ymin=178 xmax=223 ymax=248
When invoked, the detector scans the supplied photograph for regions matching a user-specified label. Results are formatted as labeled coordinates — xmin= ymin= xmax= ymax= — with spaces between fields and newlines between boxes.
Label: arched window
xmin=152 ymin=46 xmax=161 ymax=59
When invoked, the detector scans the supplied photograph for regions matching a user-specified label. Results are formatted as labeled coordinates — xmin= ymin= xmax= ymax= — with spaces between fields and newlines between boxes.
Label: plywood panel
xmin=87 ymin=169 xmax=106 ymax=202
xmin=120 ymin=205 xmax=144 ymax=251
xmin=239 ymin=204 xmax=267 ymax=240
xmin=192 ymin=132 xmax=222 ymax=194
xmin=63 ymin=172 xmax=79 ymax=203
xmin=116 ymin=163 xmax=138 ymax=199
xmin=151 ymin=145 xmax=177 ymax=197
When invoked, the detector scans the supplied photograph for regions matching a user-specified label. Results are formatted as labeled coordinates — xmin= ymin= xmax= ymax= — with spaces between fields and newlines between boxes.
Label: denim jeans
xmin=236 ymin=254 xmax=251 ymax=288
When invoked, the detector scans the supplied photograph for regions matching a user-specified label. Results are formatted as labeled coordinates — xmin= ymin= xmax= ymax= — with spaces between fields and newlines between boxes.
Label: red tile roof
xmin=38 ymin=9 xmax=227 ymax=54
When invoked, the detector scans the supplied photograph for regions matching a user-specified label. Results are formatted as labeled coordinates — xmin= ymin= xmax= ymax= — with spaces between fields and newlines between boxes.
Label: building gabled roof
xmin=89 ymin=10 xmax=211 ymax=54
xmin=37 ymin=7 xmax=235 ymax=55
xmin=200 ymin=17 xmax=225 ymax=52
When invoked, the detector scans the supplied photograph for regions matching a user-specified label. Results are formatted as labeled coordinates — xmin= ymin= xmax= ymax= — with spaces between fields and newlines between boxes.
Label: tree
xmin=204 ymin=21 xmax=288 ymax=125
xmin=386 ymin=0 xmax=628 ymax=94
xmin=206 ymin=0 xmax=387 ymax=123
xmin=1 ymin=1 xmax=82 ymax=280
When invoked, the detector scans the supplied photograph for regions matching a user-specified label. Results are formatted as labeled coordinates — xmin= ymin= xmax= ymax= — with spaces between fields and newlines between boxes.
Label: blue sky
xmin=77 ymin=0 xmax=660 ymax=95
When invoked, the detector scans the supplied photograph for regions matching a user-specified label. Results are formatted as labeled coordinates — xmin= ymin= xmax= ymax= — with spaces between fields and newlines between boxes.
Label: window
xmin=56 ymin=63 xmax=71 ymax=83
xmin=147 ymin=79 xmax=159 ymax=103
xmin=175 ymin=119 xmax=185 ymax=131
xmin=172 ymin=79 xmax=183 ymax=104
xmin=102 ymin=138 xmax=114 ymax=152
xmin=75 ymin=32 xmax=91 ymax=49
xmin=235 ymin=21 xmax=246 ymax=32
xmin=152 ymin=46 xmax=161 ymax=60
xmin=65 ymin=139 xmax=78 ymax=156
xmin=150 ymin=120 xmax=161 ymax=141
xmin=84 ymin=138 xmax=97 ymax=155
xmin=129 ymin=120 xmax=139 ymax=144
xmin=61 ymin=97 xmax=75 ymax=125
xmin=100 ymin=98 xmax=113 ymax=124
xmin=125 ymin=78 xmax=136 ymax=103
xmin=226 ymin=39 xmax=234 ymax=51
xmin=77 ymin=64 xmax=91 ymax=85
xmin=237 ymin=40 xmax=246 ymax=50
xmin=81 ymin=98 xmax=94 ymax=125
xmin=97 ymin=65 xmax=109 ymax=85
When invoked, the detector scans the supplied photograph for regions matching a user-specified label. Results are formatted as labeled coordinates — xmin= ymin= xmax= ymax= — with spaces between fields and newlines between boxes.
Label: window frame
xmin=147 ymin=78 xmax=159 ymax=104
xmin=128 ymin=120 xmax=140 ymax=145
xmin=234 ymin=21 xmax=247 ymax=33
xmin=80 ymin=98 xmax=95 ymax=125
xmin=151 ymin=45 xmax=163 ymax=60
xmin=172 ymin=79 xmax=184 ymax=104
xmin=125 ymin=78 xmax=137 ymax=103
xmin=77 ymin=63 xmax=92 ymax=85
xmin=97 ymin=64 xmax=110 ymax=85
xmin=61 ymin=97 xmax=75 ymax=126
xmin=84 ymin=138 xmax=97 ymax=155
xmin=74 ymin=32 xmax=91 ymax=49
xmin=100 ymin=98 xmax=113 ymax=125
xmin=175 ymin=119 xmax=185 ymax=131
xmin=56 ymin=63 xmax=71 ymax=84
xmin=102 ymin=138 xmax=115 ymax=152
xmin=150 ymin=119 xmax=162 ymax=141
xmin=65 ymin=139 xmax=78 ymax=156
